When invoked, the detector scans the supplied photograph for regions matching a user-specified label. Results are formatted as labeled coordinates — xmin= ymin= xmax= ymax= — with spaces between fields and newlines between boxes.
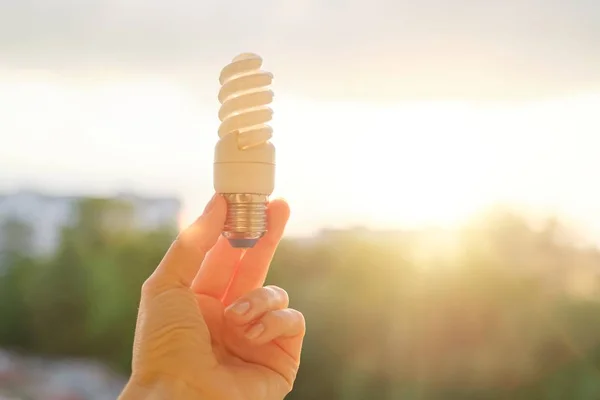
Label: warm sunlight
xmin=273 ymin=93 xmax=600 ymax=234
xmin=4 ymin=1 xmax=600 ymax=397
xmin=275 ymin=99 xmax=494 ymax=229
xmin=2 ymin=77 xmax=600 ymax=239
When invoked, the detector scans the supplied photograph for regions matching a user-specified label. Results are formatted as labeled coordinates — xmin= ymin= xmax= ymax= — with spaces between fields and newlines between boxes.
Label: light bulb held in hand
xmin=214 ymin=53 xmax=275 ymax=249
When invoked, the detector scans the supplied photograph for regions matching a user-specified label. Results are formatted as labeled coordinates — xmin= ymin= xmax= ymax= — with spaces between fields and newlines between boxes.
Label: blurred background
xmin=1 ymin=0 xmax=600 ymax=399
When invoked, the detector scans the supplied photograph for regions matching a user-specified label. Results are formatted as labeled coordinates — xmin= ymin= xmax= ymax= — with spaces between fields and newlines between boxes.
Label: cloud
xmin=0 ymin=0 xmax=599 ymax=100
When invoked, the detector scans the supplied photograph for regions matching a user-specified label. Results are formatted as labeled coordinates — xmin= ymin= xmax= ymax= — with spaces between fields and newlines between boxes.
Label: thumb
xmin=149 ymin=194 xmax=226 ymax=292
xmin=131 ymin=195 xmax=225 ymax=379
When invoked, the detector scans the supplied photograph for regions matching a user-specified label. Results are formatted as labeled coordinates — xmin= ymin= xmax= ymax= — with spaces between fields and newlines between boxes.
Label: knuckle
xmin=174 ymin=225 xmax=214 ymax=254
xmin=141 ymin=277 xmax=157 ymax=297
xmin=265 ymin=285 xmax=289 ymax=305
xmin=255 ymin=287 xmax=272 ymax=303
xmin=170 ymin=235 xmax=189 ymax=254
xmin=290 ymin=309 xmax=306 ymax=330
xmin=277 ymin=374 xmax=294 ymax=397
xmin=174 ymin=234 xmax=210 ymax=258
xmin=141 ymin=274 xmax=172 ymax=297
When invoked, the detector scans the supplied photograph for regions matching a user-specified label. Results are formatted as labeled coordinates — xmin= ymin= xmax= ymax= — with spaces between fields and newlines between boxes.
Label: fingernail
xmin=228 ymin=301 xmax=250 ymax=315
xmin=203 ymin=194 xmax=218 ymax=215
xmin=245 ymin=323 xmax=265 ymax=339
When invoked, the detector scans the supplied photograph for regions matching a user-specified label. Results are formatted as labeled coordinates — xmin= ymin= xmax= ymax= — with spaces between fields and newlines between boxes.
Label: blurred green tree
xmin=2 ymin=203 xmax=600 ymax=398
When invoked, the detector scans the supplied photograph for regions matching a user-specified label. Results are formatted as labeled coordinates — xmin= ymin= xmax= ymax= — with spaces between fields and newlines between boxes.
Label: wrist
xmin=119 ymin=376 xmax=203 ymax=400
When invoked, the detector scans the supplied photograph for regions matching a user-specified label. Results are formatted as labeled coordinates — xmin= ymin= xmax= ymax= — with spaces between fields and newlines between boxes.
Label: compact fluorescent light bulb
xmin=214 ymin=53 xmax=275 ymax=248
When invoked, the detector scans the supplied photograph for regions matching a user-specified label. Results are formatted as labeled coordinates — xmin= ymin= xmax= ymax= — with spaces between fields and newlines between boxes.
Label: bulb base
xmin=222 ymin=193 xmax=268 ymax=248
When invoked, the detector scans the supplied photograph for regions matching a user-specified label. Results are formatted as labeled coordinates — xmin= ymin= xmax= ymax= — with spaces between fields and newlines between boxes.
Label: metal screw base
xmin=222 ymin=193 xmax=268 ymax=248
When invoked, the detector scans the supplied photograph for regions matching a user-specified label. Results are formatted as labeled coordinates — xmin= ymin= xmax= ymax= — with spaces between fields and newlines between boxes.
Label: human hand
xmin=119 ymin=195 xmax=304 ymax=400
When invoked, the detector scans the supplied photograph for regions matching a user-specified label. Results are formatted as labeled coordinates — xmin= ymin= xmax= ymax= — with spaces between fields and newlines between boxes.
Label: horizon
xmin=1 ymin=182 xmax=598 ymax=250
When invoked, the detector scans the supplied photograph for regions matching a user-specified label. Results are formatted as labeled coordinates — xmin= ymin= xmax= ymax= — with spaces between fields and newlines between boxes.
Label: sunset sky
xmin=1 ymin=0 xmax=600 ymax=239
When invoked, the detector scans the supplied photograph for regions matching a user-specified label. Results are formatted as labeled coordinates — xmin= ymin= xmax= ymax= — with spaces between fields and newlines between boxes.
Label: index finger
xmin=148 ymin=195 xmax=226 ymax=292
xmin=222 ymin=198 xmax=290 ymax=305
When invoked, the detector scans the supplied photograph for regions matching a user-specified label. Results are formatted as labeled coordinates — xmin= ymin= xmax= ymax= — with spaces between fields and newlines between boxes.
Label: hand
xmin=120 ymin=195 xmax=305 ymax=400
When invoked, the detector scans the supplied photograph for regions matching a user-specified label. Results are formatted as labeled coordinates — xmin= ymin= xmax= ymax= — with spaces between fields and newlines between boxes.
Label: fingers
xmin=147 ymin=194 xmax=226 ymax=292
xmin=196 ymin=198 xmax=289 ymax=303
xmin=243 ymin=308 xmax=305 ymax=346
xmin=224 ymin=285 xmax=305 ymax=360
xmin=224 ymin=285 xmax=289 ymax=325
xmin=191 ymin=235 xmax=245 ymax=299
xmin=222 ymin=199 xmax=290 ymax=305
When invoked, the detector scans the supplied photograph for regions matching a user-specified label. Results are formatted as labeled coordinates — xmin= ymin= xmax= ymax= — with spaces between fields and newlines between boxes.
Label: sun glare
xmin=272 ymin=93 xmax=600 ymax=234
xmin=2 ymin=76 xmax=599 ymax=238
xmin=273 ymin=98 xmax=497 ymax=231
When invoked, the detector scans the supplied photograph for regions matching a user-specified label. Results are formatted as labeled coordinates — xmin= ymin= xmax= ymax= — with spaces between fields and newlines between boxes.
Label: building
xmin=0 ymin=190 xmax=181 ymax=256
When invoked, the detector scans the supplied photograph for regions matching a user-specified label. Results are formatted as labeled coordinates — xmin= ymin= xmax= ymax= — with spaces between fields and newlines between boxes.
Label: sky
xmin=1 ymin=0 xmax=600 ymax=239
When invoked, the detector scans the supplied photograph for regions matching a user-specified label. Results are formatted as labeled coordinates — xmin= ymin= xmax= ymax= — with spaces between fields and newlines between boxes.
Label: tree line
xmin=1 ymin=199 xmax=600 ymax=399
